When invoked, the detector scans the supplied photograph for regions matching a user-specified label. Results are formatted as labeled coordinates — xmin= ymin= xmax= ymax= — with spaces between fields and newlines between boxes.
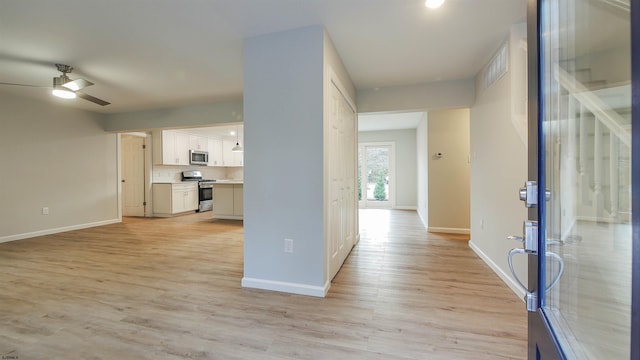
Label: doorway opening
xmin=358 ymin=142 xmax=395 ymax=209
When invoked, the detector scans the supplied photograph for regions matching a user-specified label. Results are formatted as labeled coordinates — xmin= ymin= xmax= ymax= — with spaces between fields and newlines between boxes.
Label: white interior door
xmin=122 ymin=135 xmax=145 ymax=217
xmin=327 ymin=75 xmax=357 ymax=280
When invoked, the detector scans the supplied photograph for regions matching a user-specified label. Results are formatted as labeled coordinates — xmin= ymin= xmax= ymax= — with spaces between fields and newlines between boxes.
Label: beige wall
xmin=469 ymin=23 xmax=528 ymax=298
xmin=427 ymin=109 xmax=470 ymax=233
xmin=0 ymin=90 xmax=120 ymax=242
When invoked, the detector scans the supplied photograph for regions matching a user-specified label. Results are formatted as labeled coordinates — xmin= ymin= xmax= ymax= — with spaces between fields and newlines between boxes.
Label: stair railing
xmin=555 ymin=64 xmax=630 ymax=221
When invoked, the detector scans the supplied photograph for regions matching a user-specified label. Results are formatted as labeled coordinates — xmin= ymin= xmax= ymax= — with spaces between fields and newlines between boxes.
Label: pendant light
xmin=231 ymin=126 xmax=243 ymax=152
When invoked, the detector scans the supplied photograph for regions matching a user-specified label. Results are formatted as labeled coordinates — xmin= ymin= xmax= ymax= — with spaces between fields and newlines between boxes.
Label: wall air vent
xmin=483 ymin=41 xmax=509 ymax=90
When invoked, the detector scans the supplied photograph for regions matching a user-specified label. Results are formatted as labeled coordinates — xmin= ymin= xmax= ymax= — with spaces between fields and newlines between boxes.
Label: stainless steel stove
xmin=182 ymin=170 xmax=215 ymax=212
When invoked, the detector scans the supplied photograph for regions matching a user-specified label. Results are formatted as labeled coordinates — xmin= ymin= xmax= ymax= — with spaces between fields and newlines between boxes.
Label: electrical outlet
xmin=42 ymin=207 xmax=49 ymax=215
xmin=284 ymin=238 xmax=293 ymax=253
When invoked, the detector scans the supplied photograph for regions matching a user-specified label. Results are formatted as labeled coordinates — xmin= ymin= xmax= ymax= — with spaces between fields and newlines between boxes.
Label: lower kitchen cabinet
xmin=152 ymin=183 xmax=198 ymax=216
xmin=213 ymin=184 xmax=243 ymax=220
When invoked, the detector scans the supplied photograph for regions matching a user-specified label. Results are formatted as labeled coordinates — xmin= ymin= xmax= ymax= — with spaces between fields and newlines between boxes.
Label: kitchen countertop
xmin=212 ymin=180 xmax=243 ymax=185
xmin=152 ymin=182 xmax=198 ymax=185
xmin=152 ymin=180 xmax=243 ymax=184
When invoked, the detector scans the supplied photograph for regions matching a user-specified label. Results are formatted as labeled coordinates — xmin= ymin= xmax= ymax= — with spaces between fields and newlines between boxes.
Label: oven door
xmin=197 ymin=184 xmax=213 ymax=212
xmin=199 ymin=186 xmax=213 ymax=202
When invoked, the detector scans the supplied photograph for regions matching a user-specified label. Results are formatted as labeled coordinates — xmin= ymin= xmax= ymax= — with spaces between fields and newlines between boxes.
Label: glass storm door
xmin=358 ymin=143 xmax=394 ymax=208
xmin=521 ymin=0 xmax=639 ymax=358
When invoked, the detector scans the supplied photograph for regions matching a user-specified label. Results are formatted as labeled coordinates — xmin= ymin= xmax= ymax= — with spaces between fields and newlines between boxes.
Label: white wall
xmin=243 ymin=25 xmax=355 ymax=297
xmin=357 ymin=78 xmax=475 ymax=113
xmin=358 ymin=129 xmax=417 ymax=209
xmin=0 ymin=90 xmax=119 ymax=242
xmin=416 ymin=114 xmax=429 ymax=227
xmin=242 ymin=26 xmax=326 ymax=296
xmin=427 ymin=109 xmax=470 ymax=233
xmin=469 ymin=23 xmax=528 ymax=298
xmin=103 ymin=100 xmax=244 ymax=132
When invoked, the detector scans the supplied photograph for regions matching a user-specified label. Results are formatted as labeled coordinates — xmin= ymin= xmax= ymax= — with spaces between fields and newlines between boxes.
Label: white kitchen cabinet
xmin=152 ymin=130 xmax=190 ymax=165
xmin=152 ymin=183 xmax=198 ymax=216
xmin=213 ymin=184 xmax=243 ymax=220
xmin=222 ymin=136 xmax=243 ymax=167
xmin=233 ymin=185 xmax=243 ymax=214
xmin=189 ymin=135 xmax=208 ymax=151
xmin=208 ymin=138 xmax=224 ymax=166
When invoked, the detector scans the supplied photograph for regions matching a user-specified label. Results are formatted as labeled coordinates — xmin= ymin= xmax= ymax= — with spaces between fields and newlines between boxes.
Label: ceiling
xmin=0 ymin=0 xmax=526 ymax=115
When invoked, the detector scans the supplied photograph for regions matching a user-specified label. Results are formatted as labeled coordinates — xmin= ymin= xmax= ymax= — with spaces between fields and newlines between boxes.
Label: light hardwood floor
xmin=0 ymin=209 xmax=526 ymax=359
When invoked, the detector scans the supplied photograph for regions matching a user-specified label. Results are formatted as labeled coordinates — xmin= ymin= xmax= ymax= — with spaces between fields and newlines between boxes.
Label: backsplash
xmin=226 ymin=167 xmax=244 ymax=180
xmin=153 ymin=165 xmax=237 ymax=183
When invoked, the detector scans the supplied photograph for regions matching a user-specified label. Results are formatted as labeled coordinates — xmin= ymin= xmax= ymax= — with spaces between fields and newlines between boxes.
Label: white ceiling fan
xmin=0 ymin=63 xmax=110 ymax=106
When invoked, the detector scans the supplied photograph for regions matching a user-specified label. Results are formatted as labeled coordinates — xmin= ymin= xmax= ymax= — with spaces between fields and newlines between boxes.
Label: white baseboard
xmin=0 ymin=218 xmax=121 ymax=244
xmin=468 ymin=240 xmax=526 ymax=301
xmin=428 ymin=227 xmax=470 ymax=235
xmin=241 ymin=277 xmax=330 ymax=297
xmin=394 ymin=206 xmax=417 ymax=210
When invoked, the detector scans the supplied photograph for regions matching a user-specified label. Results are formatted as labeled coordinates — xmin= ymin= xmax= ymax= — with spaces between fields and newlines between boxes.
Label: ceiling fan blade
xmin=76 ymin=91 xmax=110 ymax=106
xmin=62 ymin=78 xmax=93 ymax=91
xmin=0 ymin=82 xmax=47 ymax=88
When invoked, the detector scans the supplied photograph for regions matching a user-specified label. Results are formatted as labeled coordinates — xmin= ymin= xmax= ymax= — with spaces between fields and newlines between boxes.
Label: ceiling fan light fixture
xmin=425 ymin=0 xmax=445 ymax=9
xmin=52 ymin=75 xmax=76 ymax=99
xmin=52 ymin=87 xmax=76 ymax=99
xmin=62 ymin=81 xmax=80 ymax=91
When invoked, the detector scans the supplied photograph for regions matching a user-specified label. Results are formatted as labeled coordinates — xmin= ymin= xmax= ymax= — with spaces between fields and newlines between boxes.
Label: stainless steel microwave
xmin=189 ymin=150 xmax=208 ymax=165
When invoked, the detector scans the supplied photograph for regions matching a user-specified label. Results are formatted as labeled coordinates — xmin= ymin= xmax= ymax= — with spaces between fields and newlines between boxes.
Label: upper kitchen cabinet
xmin=208 ymin=138 xmax=223 ymax=166
xmin=189 ymin=135 xmax=208 ymax=152
xmin=152 ymin=125 xmax=243 ymax=167
xmin=152 ymin=130 xmax=189 ymax=165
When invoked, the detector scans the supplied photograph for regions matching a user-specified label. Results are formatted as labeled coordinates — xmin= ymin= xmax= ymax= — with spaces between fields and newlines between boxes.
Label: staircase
xmin=555 ymin=64 xmax=631 ymax=224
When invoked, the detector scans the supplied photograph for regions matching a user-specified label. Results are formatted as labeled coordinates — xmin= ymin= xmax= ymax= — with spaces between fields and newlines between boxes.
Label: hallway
xmin=0 ymin=210 xmax=526 ymax=359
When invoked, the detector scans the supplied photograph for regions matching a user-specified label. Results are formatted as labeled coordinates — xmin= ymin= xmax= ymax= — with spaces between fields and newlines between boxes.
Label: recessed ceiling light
xmin=425 ymin=0 xmax=445 ymax=9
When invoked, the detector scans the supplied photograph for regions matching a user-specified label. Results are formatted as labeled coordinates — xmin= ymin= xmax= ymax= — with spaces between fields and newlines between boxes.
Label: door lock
xmin=518 ymin=181 xmax=551 ymax=207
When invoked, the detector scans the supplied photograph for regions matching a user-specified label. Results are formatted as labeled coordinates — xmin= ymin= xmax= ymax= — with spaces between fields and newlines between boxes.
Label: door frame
xmin=118 ymin=132 xmax=153 ymax=218
xmin=631 ymin=1 xmax=640 ymax=358
xmin=526 ymin=0 xmax=558 ymax=354
xmin=527 ymin=0 xmax=640 ymax=358
xmin=358 ymin=141 xmax=396 ymax=209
